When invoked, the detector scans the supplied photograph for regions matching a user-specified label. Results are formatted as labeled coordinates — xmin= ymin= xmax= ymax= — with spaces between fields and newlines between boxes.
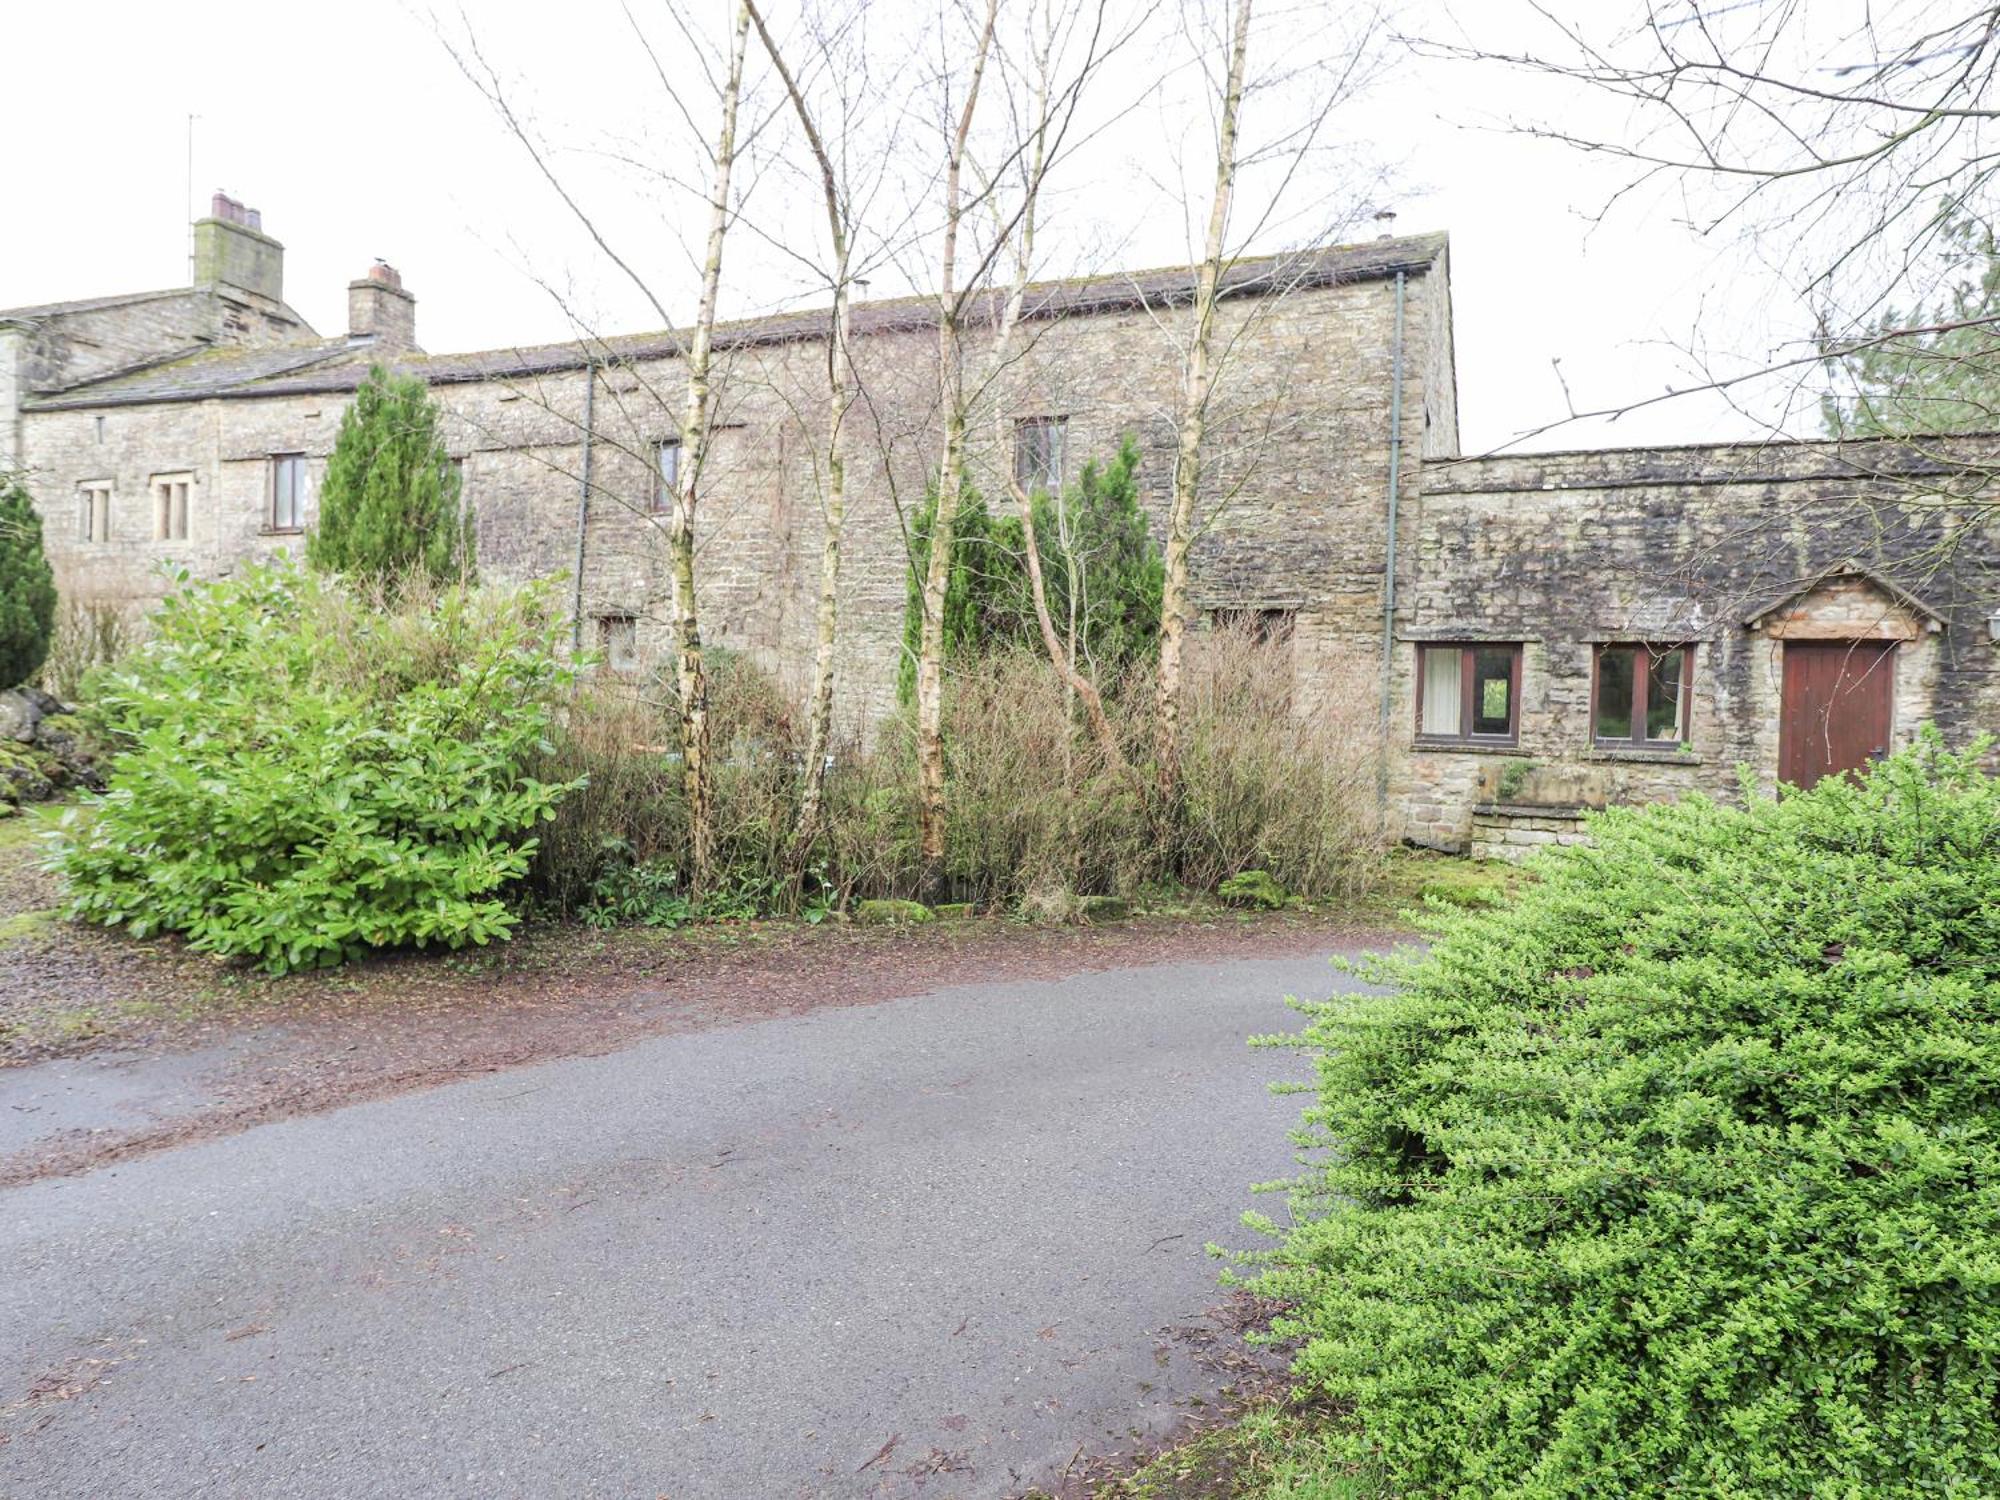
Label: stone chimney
xmin=348 ymin=261 xmax=418 ymax=353
xmin=193 ymin=191 xmax=284 ymax=302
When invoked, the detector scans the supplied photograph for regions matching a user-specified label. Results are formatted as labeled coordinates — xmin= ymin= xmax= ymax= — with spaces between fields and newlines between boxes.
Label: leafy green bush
xmin=59 ymin=562 xmax=577 ymax=972
xmin=0 ymin=475 xmax=57 ymax=688
xmin=1254 ymin=733 xmax=2000 ymax=1497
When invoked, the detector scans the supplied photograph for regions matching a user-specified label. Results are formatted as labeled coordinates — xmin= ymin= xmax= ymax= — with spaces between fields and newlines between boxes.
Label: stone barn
xmin=5 ymin=196 xmax=1997 ymax=849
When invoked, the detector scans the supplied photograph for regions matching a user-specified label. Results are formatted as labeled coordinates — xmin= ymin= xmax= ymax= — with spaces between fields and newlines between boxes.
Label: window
xmin=1593 ymin=644 xmax=1691 ymax=747
xmin=1014 ymin=416 xmax=1067 ymax=494
xmin=270 ymin=454 xmax=306 ymax=532
xmin=1416 ymin=642 xmax=1521 ymax=744
xmin=597 ymin=613 xmax=638 ymax=673
xmin=653 ymin=439 xmax=680 ymax=513
xmin=77 ymin=482 xmax=112 ymax=544
xmin=152 ymin=473 xmax=192 ymax=542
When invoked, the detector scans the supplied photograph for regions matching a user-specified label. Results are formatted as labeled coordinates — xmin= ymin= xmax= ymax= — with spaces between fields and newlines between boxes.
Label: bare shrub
xmin=938 ymin=648 xmax=1147 ymax=908
xmin=530 ymin=624 xmax=1380 ymax=917
xmin=1168 ymin=619 xmax=1382 ymax=900
xmin=37 ymin=595 xmax=139 ymax=701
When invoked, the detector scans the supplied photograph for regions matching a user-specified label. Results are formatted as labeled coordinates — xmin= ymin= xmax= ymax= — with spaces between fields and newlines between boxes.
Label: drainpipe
xmin=569 ymin=360 xmax=596 ymax=652
xmin=1376 ymin=271 xmax=1407 ymax=812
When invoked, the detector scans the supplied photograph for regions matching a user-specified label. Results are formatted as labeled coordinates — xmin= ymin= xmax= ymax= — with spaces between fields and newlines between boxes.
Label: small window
xmin=77 ymin=482 xmax=113 ymax=544
xmin=270 ymin=454 xmax=306 ymax=532
xmin=1594 ymin=644 xmax=1691 ymax=747
xmin=597 ymin=613 xmax=638 ymax=673
xmin=1014 ymin=416 xmax=1067 ymax=494
xmin=152 ymin=473 xmax=192 ymax=542
xmin=1417 ymin=642 xmax=1521 ymax=744
xmin=653 ymin=439 xmax=681 ymax=513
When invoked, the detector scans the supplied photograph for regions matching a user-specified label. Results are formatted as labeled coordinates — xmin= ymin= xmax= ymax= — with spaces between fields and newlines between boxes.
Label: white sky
xmin=2 ymin=0 xmax=1821 ymax=454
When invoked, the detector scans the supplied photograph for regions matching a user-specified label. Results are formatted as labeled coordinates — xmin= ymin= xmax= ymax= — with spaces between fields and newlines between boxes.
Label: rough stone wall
xmin=21 ymin=259 xmax=1447 ymax=745
xmin=1392 ymin=440 xmax=2000 ymax=849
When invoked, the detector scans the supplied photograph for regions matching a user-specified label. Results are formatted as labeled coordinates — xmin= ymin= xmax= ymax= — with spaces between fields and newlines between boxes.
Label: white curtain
xmin=1422 ymin=646 xmax=1461 ymax=735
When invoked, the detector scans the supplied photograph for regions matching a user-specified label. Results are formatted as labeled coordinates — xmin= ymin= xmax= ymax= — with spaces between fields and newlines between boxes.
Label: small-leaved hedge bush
xmin=1254 ymin=732 xmax=2000 ymax=1497
xmin=59 ymin=562 xmax=578 ymax=972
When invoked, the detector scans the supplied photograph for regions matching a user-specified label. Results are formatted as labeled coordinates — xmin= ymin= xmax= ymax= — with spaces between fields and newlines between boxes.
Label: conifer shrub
xmin=306 ymin=364 xmax=472 ymax=590
xmin=1255 ymin=733 xmax=2000 ymax=1497
xmin=59 ymin=562 xmax=576 ymax=972
xmin=0 ymin=475 xmax=58 ymax=689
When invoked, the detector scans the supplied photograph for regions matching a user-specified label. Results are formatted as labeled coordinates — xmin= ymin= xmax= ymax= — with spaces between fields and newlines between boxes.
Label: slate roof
xmin=0 ymin=287 xmax=189 ymax=324
xmin=24 ymin=232 xmax=1448 ymax=412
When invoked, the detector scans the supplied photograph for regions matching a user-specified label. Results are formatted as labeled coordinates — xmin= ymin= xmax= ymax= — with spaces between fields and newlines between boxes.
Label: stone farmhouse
xmin=5 ymin=196 xmax=1997 ymax=854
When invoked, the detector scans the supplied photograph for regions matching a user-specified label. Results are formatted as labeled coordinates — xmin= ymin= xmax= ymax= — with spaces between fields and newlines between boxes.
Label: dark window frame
xmin=1013 ymin=415 xmax=1067 ymax=494
xmin=1590 ymin=642 xmax=1694 ymax=749
xmin=1414 ymin=641 xmax=1523 ymax=746
xmin=269 ymin=453 xmax=307 ymax=534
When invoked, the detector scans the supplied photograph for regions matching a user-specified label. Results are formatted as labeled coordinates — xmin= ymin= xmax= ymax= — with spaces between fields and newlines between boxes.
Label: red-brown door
xmin=1778 ymin=640 xmax=1896 ymax=788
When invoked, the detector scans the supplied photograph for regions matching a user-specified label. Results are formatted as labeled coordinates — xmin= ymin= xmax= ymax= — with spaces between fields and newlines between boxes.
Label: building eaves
xmin=1422 ymin=432 xmax=2000 ymax=495
xmin=25 ymin=233 xmax=1449 ymax=412
xmin=0 ymin=287 xmax=190 ymax=325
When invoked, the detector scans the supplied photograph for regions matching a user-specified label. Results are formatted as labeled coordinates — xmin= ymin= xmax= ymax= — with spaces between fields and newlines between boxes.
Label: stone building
xmin=5 ymin=200 xmax=1997 ymax=852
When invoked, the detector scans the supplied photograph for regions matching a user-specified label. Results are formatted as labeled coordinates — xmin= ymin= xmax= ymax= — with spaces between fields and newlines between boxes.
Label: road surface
xmin=1 ymin=951 xmax=1364 ymax=1498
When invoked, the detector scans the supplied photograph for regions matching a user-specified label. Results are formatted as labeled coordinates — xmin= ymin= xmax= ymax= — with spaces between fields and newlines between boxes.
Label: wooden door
xmin=1778 ymin=641 xmax=1896 ymax=788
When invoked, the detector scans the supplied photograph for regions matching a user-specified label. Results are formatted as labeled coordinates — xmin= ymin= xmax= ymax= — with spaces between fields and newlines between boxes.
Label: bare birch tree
xmin=665 ymin=1 xmax=755 ymax=893
xmin=1146 ymin=0 xmax=1386 ymax=804
xmin=1153 ymin=0 xmax=1252 ymax=806
xmin=745 ymin=0 xmax=872 ymax=866
xmin=911 ymin=0 xmax=1003 ymax=902
xmin=443 ymin=2 xmax=760 ymax=894
xmin=903 ymin=0 xmax=1141 ymax=899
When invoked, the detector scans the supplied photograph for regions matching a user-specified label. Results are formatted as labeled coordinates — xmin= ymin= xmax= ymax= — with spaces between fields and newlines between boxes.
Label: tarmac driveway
xmin=0 ymin=950 xmax=1365 ymax=1498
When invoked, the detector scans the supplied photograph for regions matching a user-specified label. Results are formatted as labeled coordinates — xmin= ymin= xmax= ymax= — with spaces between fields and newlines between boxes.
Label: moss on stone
xmin=855 ymin=898 xmax=935 ymax=926
xmin=1219 ymin=869 xmax=1287 ymax=910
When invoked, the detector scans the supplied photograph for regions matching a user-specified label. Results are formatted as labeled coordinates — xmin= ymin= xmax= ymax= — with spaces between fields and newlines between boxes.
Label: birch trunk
xmin=915 ymin=0 xmax=999 ymax=903
xmin=672 ymin=0 xmax=753 ymax=896
xmin=1156 ymin=0 xmax=1253 ymax=807
xmin=747 ymin=2 xmax=853 ymax=869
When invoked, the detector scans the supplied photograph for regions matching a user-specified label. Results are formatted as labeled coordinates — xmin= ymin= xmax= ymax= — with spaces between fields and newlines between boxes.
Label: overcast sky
xmin=2 ymin=0 xmax=1819 ymax=454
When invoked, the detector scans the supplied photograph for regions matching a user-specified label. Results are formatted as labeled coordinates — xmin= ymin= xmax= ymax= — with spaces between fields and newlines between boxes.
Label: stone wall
xmin=18 ymin=244 xmax=1452 ymax=744
xmin=1390 ymin=439 xmax=2000 ymax=849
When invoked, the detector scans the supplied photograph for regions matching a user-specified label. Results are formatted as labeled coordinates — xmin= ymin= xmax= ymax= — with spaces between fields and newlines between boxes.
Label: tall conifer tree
xmin=0 ymin=476 xmax=57 ymax=689
xmin=307 ymin=365 xmax=472 ymax=589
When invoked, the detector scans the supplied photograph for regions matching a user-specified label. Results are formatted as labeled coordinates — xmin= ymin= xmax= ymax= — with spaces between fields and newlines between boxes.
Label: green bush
xmin=0 ymin=475 xmax=57 ymax=688
xmin=1253 ymin=732 xmax=2000 ymax=1496
xmin=59 ymin=562 xmax=577 ymax=972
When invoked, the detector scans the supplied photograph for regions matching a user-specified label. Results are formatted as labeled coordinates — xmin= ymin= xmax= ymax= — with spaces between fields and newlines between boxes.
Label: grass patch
xmin=1030 ymin=1400 xmax=1379 ymax=1499
xmin=1366 ymin=848 xmax=1525 ymax=918
xmin=0 ymin=907 xmax=58 ymax=945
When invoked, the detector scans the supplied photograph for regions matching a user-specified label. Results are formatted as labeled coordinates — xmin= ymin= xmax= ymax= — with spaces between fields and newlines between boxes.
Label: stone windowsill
xmin=1584 ymin=747 xmax=1703 ymax=766
xmin=260 ymin=527 xmax=305 ymax=538
xmin=1411 ymin=739 xmax=1523 ymax=756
